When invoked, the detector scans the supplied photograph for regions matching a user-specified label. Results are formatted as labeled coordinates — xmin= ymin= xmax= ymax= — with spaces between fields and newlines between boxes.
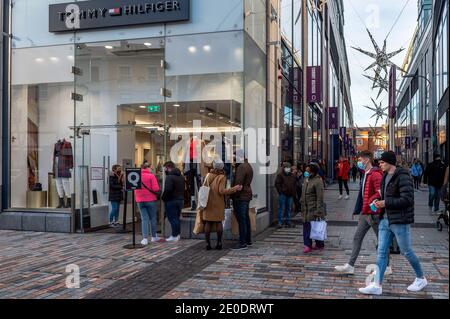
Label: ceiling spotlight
xmin=188 ymin=46 xmax=197 ymax=53
xmin=203 ymin=45 xmax=211 ymax=52
xmin=35 ymin=58 xmax=44 ymax=63
xmin=139 ymin=105 xmax=146 ymax=109
xmin=105 ymin=45 xmax=113 ymax=49
xmin=50 ymin=57 xmax=59 ymax=62
xmin=144 ymin=42 xmax=152 ymax=47
xmin=173 ymin=104 xmax=180 ymax=107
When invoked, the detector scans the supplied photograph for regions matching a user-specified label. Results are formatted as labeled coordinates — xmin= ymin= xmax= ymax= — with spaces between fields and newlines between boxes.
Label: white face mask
xmin=284 ymin=168 xmax=291 ymax=174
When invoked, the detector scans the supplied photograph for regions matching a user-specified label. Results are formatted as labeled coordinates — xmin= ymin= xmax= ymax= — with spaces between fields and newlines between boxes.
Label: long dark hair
xmin=307 ymin=163 xmax=319 ymax=176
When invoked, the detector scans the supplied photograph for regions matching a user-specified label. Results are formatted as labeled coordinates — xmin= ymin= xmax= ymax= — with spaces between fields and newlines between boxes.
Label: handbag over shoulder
xmin=197 ymin=173 xmax=218 ymax=210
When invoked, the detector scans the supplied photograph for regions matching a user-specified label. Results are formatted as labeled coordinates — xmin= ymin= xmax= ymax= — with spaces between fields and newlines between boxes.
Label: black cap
xmin=380 ymin=151 xmax=397 ymax=166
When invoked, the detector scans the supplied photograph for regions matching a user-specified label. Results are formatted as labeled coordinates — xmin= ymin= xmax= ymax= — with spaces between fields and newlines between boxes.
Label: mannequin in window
xmin=184 ymin=135 xmax=209 ymax=210
xmin=53 ymin=138 xmax=73 ymax=208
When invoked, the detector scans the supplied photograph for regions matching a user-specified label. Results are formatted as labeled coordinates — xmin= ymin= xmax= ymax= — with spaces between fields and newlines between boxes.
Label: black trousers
xmin=187 ymin=163 xmax=201 ymax=197
xmin=338 ymin=177 xmax=349 ymax=195
xmin=413 ymin=176 xmax=420 ymax=189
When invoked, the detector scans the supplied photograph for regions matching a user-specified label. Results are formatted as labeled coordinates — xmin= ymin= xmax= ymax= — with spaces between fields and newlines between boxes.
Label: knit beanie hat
xmin=380 ymin=151 xmax=397 ymax=166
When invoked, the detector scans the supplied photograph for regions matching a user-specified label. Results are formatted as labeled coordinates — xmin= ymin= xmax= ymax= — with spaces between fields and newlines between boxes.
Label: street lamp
xmin=402 ymin=73 xmax=432 ymax=85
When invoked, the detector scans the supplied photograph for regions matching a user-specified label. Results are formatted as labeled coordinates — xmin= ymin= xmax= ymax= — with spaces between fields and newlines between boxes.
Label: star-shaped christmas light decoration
xmin=363 ymin=98 xmax=388 ymax=126
xmin=368 ymin=124 xmax=385 ymax=146
xmin=352 ymin=29 xmax=405 ymax=87
xmin=363 ymin=69 xmax=388 ymax=99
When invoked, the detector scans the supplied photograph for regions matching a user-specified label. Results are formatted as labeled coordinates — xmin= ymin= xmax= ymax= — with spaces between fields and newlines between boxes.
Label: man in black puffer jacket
xmin=359 ymin=151 xmax=427 ymax=296
xmin=162 ymin=161 xmax=185 ymax=242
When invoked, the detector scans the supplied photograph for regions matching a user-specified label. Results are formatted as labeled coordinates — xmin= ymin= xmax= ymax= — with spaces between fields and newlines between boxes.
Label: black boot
xmin=65 ymin=198 xmax=72 ymax=209
xmin=57 ymin=197 xmax=64 ymax=208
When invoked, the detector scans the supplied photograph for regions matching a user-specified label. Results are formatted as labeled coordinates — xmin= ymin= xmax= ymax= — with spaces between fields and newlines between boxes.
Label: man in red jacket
xmin=335 ymin=151 xmax=392 ymax=275
xmin=337 ymin=157 xmax=350 ymax=199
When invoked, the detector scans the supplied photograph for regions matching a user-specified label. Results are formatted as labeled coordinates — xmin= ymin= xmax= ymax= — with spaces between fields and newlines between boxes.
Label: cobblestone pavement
xmin=0 ymin=184 xmax=447 ymax=299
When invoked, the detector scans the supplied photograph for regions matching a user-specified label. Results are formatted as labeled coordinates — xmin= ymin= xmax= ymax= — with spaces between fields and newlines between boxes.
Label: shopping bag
xmin=310 ymin=220 xmax=327 ymax=241
xmin=223 ymin=208 xmax=233 ymax=231
xmin=197 ymin=173 xmax=216 ymax=210
xmin=231 ymin=208 xmax=257 ymax=235
xmin=193 ymin=209 xmax=204 ymax=234
xmin=231 ymin=211 xmax=239 ymax=235
xmin=249 ymin=207 xmax=257 ymax=232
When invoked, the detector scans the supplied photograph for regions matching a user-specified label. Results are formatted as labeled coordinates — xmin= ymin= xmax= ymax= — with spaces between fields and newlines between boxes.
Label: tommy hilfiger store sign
xmin=49 ymin=0 xmax=190 ymax=32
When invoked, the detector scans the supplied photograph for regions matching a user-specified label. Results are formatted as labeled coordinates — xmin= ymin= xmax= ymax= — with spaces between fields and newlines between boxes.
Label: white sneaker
xmin=334 ymin=263 xmax=355 ymax=274
xmin=358 ymin=283 xmax=382 ymax=295
xmin=141 ymin=238 xmax=149 ymax=246
xmin=345 ymin=195 xmax=349 ymax=200
xmin=384 ymin=266 xmax=393 ymax=276
xmin=151 ymin=237 xmax=161 ymax=242
xmin=166 ymin=236 xmax=180 ymax=242
xmin=339 ymin=195 xmax=343 ymax=200
xmin=407 ymin=277 xmax=428 ymax=292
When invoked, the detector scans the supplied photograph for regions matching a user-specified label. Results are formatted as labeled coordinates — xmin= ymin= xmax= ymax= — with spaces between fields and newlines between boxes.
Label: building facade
xmin=278 ymin=0 xmax=354 ymax=172
xmin=355 ymin=126 xmax=388 ymax=159
xmin=1 ymin=0 xmax=354 ymax=232
xmin=394 ymin=0 xmax=448 ymax=165
xmin=0 ymin=0 xmax=277 ymax=233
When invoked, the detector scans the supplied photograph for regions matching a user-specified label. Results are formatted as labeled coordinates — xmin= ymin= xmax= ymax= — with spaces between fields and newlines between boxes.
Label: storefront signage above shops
xmin=329 ymin=107 xmax=338 ymax=129
xmin=49 ymin=0 xmax=190 ymax=32
xmin=339 ymin=126 xmax=346 ymax=139
xmin=405 ymin=136 xmax=411 ymax=149
xmin=422 ymin=120 xmax=431 ymax=139
xmin=307 ymin=66 xmax=322 ymax=104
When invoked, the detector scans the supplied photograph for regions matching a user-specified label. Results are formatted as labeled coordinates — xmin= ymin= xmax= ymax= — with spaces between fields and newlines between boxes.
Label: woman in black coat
xmin=109 ymin=164 xmax=124 ymax=226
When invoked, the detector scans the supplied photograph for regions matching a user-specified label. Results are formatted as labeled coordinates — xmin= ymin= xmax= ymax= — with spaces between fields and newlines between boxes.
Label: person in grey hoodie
xmin=162 ymin=161 xmax=185 ymax=242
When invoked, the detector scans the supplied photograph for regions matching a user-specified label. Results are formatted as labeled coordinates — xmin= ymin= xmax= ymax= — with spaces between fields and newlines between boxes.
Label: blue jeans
xmin=233 ymin=200 xmax=251 ymax=247
xmin=375 ymin=218 xmax=424 ymax=285
xmin=137 ymin=201 xmax=158 ymax=238
xmin=303 ymin=222 xmax=325 ymax=249
xmin=109 ymin=201 xmax=120 ymax=223
xmin=428 ymin=186 xmax=441 ymax=211
xmin=278 ymin=194 xmax=292 ymax=225
xmin=165 ymin=200 xmax=183 ymax=237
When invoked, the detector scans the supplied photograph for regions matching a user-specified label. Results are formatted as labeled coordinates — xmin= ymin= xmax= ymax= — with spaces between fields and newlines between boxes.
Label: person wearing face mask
xmin=335 ymin=151 xmax=392 ymax=275
xmin=301 ymin=164 xmax=326 ymax=253
xmin=161 ymin=161 xmax=185 ymax=242
xmin=275 ymin=162 xmax=297 ymax=228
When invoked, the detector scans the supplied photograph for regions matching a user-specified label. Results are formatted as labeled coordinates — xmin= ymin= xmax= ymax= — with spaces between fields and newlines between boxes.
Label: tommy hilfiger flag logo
xmin=109 ymin=8 xmax=122 ymax=16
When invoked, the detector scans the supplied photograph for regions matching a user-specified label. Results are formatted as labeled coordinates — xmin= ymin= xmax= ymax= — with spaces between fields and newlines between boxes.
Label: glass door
xmin=74 ymin=38 xmax=166 ymax=232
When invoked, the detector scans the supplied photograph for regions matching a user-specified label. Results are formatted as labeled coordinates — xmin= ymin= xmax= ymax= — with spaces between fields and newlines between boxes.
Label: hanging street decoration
xmin=368 ymin=124 xmax=384 ymax=146
xmin=363 ymin=69 xmax=388 ymax=99
xmin=363 ymin=98 xmax=388 ymax=126
xmin=352 ymin=28 xmax=405 ymax=89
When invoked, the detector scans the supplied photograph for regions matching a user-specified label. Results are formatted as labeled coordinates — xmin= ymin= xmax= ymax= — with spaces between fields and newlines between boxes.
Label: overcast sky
xmin=343 ymin=0 xmax=418 ymax=127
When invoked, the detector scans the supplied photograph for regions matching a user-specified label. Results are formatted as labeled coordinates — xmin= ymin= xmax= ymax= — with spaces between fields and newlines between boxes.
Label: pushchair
xmin=437 ymin=183 xmax=449 ymax=232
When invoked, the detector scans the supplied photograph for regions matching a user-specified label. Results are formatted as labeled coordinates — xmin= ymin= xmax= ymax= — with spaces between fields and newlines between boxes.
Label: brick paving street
xmin=0 ymin=182 xmax=448 ymax=299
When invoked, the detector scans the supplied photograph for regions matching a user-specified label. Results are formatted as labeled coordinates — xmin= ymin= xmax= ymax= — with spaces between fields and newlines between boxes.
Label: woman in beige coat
xmin=203 ymin=159 xmax=242 ymax=250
